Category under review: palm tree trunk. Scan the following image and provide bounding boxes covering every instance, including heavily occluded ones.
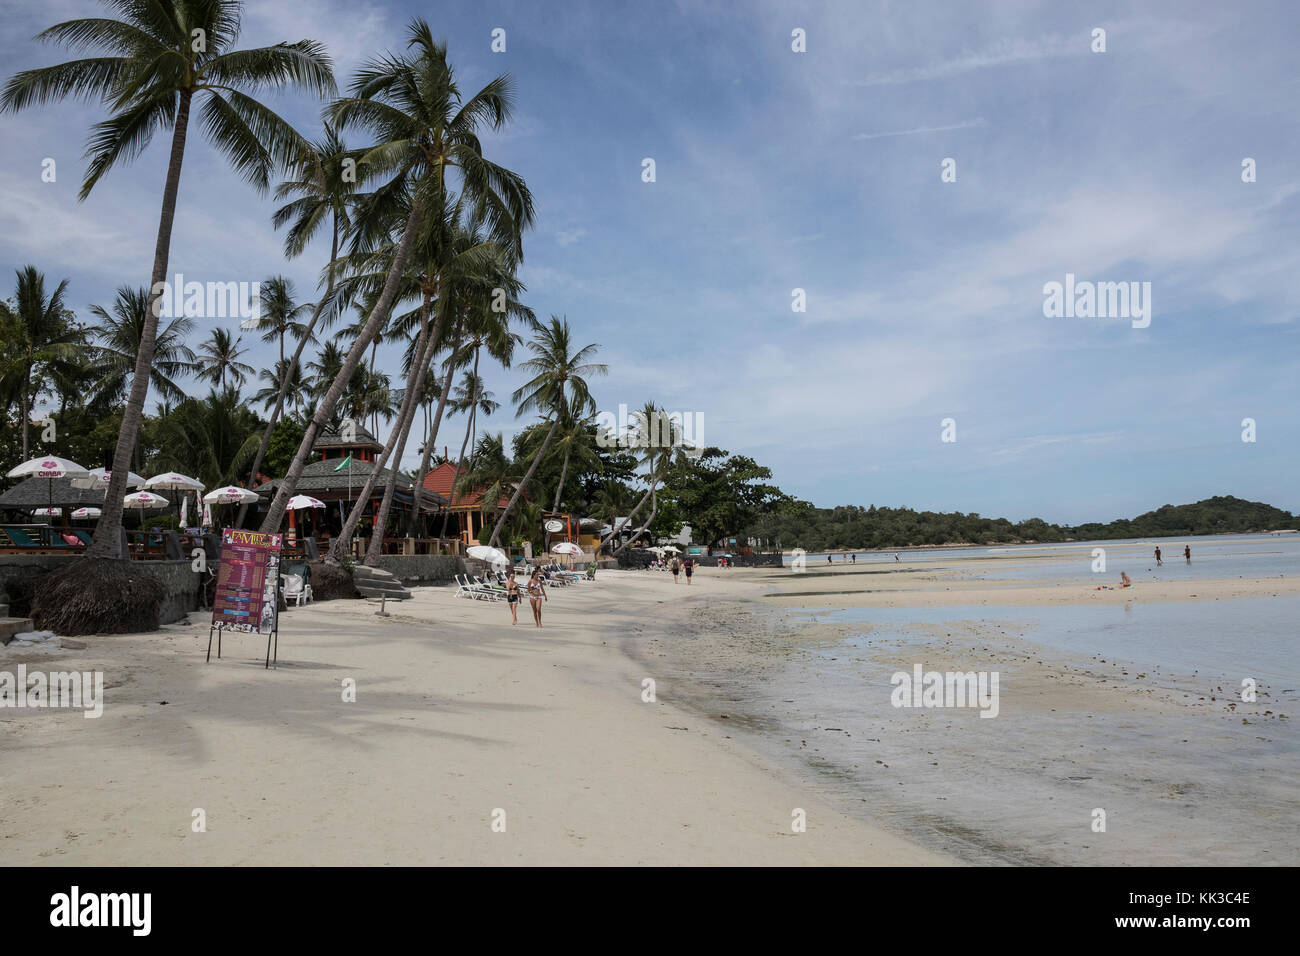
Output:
[489,417,559,548]
[405,318,463,532]
[437,346,479,539]
[603,467,657,552]
[328,295,441,563]
[88,90,192,559]
[259,197,426,535]
[552,448,571,513]
[615,479,658,555]
[20,374,30,460]
[236,214,339,525]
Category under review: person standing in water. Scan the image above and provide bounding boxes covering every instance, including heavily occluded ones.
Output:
[1184,545,1191,564]
[527,569,547,627]
[505,569,521,625]
[1155,546,1162,566]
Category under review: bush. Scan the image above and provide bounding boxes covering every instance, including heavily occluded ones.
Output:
[30,559,165,635]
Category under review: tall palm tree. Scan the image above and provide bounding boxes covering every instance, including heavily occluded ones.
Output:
[3,0,335,559]
[260,19,535,535]
[548,405,601,513]
[608,402,679,554]
[438,369,499,537]
[150,386,261,489]
[488,316,606,547]
[236,125,359,521]
[0,266,84,459]
[86,285,196,412]
[195,327,254,389]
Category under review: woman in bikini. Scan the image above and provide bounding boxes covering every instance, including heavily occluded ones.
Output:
[505,569,521,624]
[527,569,548,627]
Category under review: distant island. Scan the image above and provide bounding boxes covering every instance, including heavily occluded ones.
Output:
[749,496,1297,551]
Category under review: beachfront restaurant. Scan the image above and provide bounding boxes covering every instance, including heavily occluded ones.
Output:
[256,424,447,556]
[419,460,513,545]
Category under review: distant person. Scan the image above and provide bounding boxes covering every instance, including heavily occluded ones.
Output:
[895,553,900,562]
[505,569,520,625]
[1120,571,1132,588]
[1154,546,1162,566]
[670,556,680,583]
[684,558,694,585]
[851,553,856,564]
[1184,545,1191,564]
[828,554,833,564]
[526,569,547,627]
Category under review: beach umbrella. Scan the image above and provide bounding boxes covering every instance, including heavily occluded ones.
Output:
[180,494,189,527]
[467,545,508,567]
[6,455,91,515]
[551,541,582,555]
[30,507,61,516]
[144,472,205,491]
[662,545,680,552]
[203,485,260,505]
[285,494,325,545]
[124,491,168,509]
[71,507,102,519]
[71,467,145,490]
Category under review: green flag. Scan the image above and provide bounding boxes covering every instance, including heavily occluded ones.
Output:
[332,454,353,473]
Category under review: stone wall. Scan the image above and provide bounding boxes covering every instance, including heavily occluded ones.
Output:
[368,554,465,585]
[0,555,199,625]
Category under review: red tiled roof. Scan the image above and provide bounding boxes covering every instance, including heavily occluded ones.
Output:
[421,461,511,510]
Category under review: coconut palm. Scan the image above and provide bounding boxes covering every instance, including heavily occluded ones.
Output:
[547,405,602,513]
[260,19,535,535]
[2,0,335,559]
[609,402,680,555]
[86,285,196,412]
[0,266,85,459]
[437,369,499,537]
[254,276,314,367]
[488,316,606,547]
[252,358,309,416]
[236,126,360,520]
[455,431,515,540]
[150,386,261,489]
[195,327,254,390]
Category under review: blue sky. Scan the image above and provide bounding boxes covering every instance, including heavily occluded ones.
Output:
[2,0,1297,524]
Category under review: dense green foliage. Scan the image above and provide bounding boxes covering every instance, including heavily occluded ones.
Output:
[746,495,1297,551]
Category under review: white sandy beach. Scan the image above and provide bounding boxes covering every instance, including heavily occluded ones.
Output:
[0,568,953,866]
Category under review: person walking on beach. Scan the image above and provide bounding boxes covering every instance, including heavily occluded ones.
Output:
[1155,546,1162,566]
[851,553,855,564]
[828,554,833,564]
[684,558,694,585]
[505,569,521,625]
[670,556,680,583]
[895,553,900,562]
[526,569,547,627]
[1184,545,1191,564]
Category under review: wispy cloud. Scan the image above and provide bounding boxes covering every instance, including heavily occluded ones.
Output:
[852,119,987,141]
[848,35,1083,87]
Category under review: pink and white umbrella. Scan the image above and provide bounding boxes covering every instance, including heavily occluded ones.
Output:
[6,455,90,513]
[71,467,145,490]
[550,541,582,556]
[144,472,205,492]
[123,491,168,509]
[287,494,325,510]
[72,507,102,519]
[30,507,61,516]
[203,485,260,505]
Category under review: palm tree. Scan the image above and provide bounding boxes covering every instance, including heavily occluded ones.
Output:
[548,405,601,513]
[455,432,515,541]
[260,19,535,535]
[438,369,499,537]
[0,266,84,459]
[86,285,196,412]
[3,0,335,559]
[488,316,606,547]
[236,126,359,521]
[608,402,679,555]
[252,358,309,417]
[150,386,261,489]
[195,327,254,390]
[254,276,313,367]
